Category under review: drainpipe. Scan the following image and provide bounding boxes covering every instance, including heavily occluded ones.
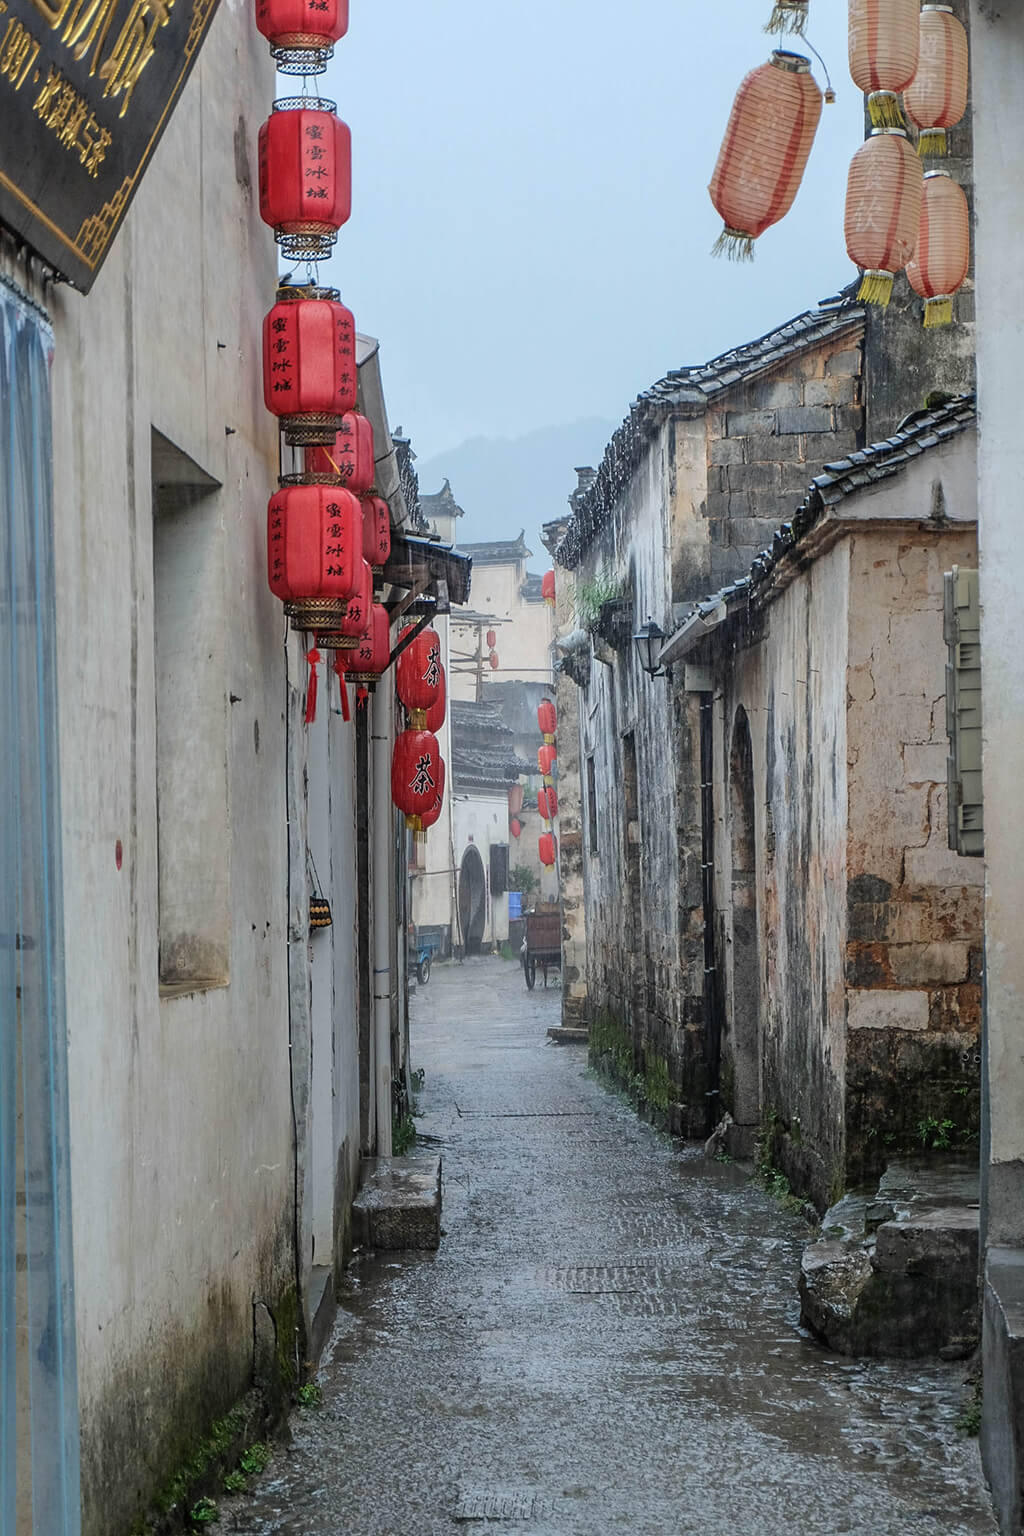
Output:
[372,683,394,1156]
[699,691,723,1137]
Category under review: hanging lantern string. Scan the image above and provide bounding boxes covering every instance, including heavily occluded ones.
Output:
[321,449,342,476]
[799,30,835,103]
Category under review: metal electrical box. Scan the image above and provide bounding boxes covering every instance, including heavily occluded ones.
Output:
[944,565,983,857]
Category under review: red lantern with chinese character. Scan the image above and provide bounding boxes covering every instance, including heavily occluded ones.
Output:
[489,651,499,671]
[537,698,556,743]
[316,559,371,649]
[392,728,442,831]
[538,744,556,778]
[845,129,923,306]
[335,601,390,681]
[849,0,920,128]
[267,483,361,631]
[709,51,823,260]
[906,171,970,328]
[397,626,443,725]
[418,758,446,833]
[486,628,497,649]
[508,783,524,816]
[545,786,559,819]
[263,285,357,445]
[255,0,348,74]
[259,99,351,259]
[425,663,447,735]
[904,5,969,158]
[542,570,556,607]
[510,817,522,839]
[361,495,391,572]
[539,832,558,869]
[305,411,375,492]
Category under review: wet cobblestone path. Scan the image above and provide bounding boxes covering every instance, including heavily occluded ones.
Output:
[227,957,996,1535]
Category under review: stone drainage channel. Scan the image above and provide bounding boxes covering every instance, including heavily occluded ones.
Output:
[226,957,996,1536]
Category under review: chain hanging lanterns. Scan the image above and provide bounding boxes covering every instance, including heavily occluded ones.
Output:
[538,787,550,823]
[305,411,375,491]
[764,0,808,34]
[537,698,556,744]
[906,170,970,327]
[256,0,347,74]
[709,50,823,261]
[259,97,351,260]
[538,744,556,780]
[267,483,362,632]
[539,832,558,869]
[360,494,392,574]
[392,728,442,831]
[335,601,391,683]
[844,127,923,305]
[848,0,920,128]
[315,558,372,650]
[263,285,357,446]
[397,626,443,726]
[541,571,555,608]
[544,786,558,820]
[904,5,969,158]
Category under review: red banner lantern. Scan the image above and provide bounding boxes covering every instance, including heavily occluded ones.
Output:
[904,5,969,158]
[510,817,522,839]
[267,483,361,631]
[361,495,392,572]
[906,171,970,328]
[542,570,556,607]
[709,50,823,260]
[305,411,375,492]
[539,832,558,869]
[538,744,556,778]
[315,559,372,649]
[425,663,447,735]
[848,0,920,127]
[392,728,441,830]
[263,285,357,445]
[489,650,499,671]
[844,129,923,306]
[397,626,443,725]
[537,698,556,743]
[335,601,390,681]
[255,0,348,72]
[259,98,351,260]
[419,758,446,833]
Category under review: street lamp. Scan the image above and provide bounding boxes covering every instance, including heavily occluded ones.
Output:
[633,617,666,678]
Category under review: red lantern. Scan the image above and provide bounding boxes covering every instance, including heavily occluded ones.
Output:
[709,51,823,260]
[508,783,524,816]
[425,663,447,735]
[538,787,549,822]
[316,559,372,650]
[361,495,392,572]
[844,129,923,306]
[259,98,351,259]
[267,483,361,631]
[255,0,347,73]
[904,5,969,159]
[489,650,499,671]
[538,744,556,778]
[539,832,558,869]
[545,786,559,820]
[906,171,970,328]
[336,602,390,681]
[397,626,443,725]
[510,817,522,839]
[392,728,442,831]
[849,0,920,128]
[418,758,446,834]
[486,628,497,649]
[542,570,556,607]
[306,412,375,493]
[537,698,557,743]
[263,285,357,445]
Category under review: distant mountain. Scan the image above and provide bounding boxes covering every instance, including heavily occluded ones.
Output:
[415,417,616,570]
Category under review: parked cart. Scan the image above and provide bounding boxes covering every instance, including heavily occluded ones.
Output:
[521,904,561,990]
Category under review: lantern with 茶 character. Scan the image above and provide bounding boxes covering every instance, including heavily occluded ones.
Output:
[255,0,348,73]
[263,285,357,445]
[844,128,923,306]
[709,50,823,261]
[541,570,555,607]
[425,664,447,735]
[906,170,970,328]
[418,758,446,834]
[392,728,441,831]
[397,626,443,725]
[538,744,556,779]
[305,411,375,492]
[360,495,391,573]
[537,698,556,743]
[335,601,390,681]
[267,483,361,632]
[315,559,371,649]
[904,5,969,158]
[259,99,351,259]
[848,0,920,127]
[539,832,558,869]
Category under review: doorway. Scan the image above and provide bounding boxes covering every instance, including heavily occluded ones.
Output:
[458,846,487,955]
[728,707,761,1144]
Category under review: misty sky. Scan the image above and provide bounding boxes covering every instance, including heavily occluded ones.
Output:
[318,3,863,463]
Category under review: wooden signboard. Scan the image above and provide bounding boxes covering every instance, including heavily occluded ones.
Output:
[0,0,220,291]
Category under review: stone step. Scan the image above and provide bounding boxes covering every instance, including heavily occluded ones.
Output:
[547,1026,589,1045]
[353,1152,442,1251]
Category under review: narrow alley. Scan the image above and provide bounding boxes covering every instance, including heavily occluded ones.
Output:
[226,958,996,1536]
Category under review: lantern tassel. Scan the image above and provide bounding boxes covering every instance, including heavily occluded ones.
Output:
[917,128,948,158]
[711,227,756,263]
[333,655,351,721]
[923,295,954,329]
[868,91,905,129]
[763,1,807,34]
[356,686,370,710]
[304,648,321,725]
[857,269,895,307]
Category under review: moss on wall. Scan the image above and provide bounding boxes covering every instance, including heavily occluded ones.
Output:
[845,1030,981,1185]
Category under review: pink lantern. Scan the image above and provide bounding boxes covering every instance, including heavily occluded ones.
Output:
[906,171,970,328]
[844,129,923,306]
[904,5,969,158]
[848,0,920,128]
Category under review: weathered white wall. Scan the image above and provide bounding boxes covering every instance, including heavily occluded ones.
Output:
[452,795,510,946]
[449,561,552,701]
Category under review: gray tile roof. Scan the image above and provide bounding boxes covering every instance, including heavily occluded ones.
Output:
[450,700,532,790]
[555,291,865,570]
[457,531,533,565]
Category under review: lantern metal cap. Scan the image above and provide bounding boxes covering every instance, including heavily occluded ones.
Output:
[275,281,341,303]
[870,127,910,139]
[923,168,953,180]
[272,94,337,114]
[769,49,812,73]
[921,4,954,11]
